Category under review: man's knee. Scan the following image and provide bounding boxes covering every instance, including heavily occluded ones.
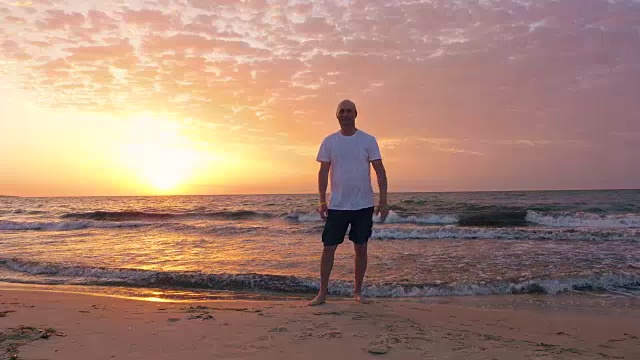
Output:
[323,244,339,255]
[354,243,367,257]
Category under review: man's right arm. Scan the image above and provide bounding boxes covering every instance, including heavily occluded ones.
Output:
[318,162,330,203]
[318,161,330,219]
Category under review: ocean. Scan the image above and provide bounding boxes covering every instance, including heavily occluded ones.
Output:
[1,190,639,300]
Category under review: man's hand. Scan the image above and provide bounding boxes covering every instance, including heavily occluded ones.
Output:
[371,159,388,223]
[318,203,328,221]
[376,201,389,223]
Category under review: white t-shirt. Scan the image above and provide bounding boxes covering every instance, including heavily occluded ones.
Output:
[316,130,382,210]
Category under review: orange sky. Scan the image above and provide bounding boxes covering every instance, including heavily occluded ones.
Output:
[1,0,639,196]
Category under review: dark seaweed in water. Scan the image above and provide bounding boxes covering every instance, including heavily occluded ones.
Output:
[61,211,175,221]
[459,211,529,227]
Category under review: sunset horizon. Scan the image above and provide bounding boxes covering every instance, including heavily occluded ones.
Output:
[1,186,639,198]
[1,1,639,354]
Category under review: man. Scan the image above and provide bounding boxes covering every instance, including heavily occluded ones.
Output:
[309,99,389,306]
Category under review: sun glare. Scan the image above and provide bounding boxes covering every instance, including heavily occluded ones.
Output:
[138,145,201,192]
[120,114,204,194]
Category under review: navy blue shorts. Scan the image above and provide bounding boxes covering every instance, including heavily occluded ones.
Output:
[322,207,374,246]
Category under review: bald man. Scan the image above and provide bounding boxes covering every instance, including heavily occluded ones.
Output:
[310,99,389,306]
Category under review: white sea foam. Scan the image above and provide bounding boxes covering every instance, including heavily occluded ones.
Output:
[0,259,637,298]
[0,220,150,231]
[526,211,640,228]
[371,225,640,241]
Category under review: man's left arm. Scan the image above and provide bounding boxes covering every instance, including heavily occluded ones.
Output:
[371,159,389,222]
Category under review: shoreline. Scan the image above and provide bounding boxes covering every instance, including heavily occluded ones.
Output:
[1,284,639,359]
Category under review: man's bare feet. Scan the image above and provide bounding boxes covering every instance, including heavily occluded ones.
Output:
[354,293,370,304]
[308,293,327,306]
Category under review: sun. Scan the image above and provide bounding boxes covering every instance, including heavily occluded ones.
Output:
[138,145,201,192]
[120,114,204,194]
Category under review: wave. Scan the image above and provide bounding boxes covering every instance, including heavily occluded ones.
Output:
[286,211,459,225]
[0,220,151,231]
[61,210,269,221]
[6,209,48,215]
[371,226,640,241]
[284,212,323,222]
[289,210,640,229]
[378,212,459,224]
[8,208,640,233]
[526,211,640,228]
[0,258,638,297]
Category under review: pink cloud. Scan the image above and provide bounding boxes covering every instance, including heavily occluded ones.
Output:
[35,58,72,76]
[142,33,269,58]
[4,15,27,24]
[218,40,271,58]
[183,18,239,37]
[187,0,238,11]
[1,39,31,60]
[143,33,216,53]
[31,0,66,5]
[0,0,637,168]
[293,17,336,35]
[290,3,313,15]
[1,40,20,52]
[87,10,118,33]
[37,10,84,30]
[121,9,180,31]
[26,39,49,47]
[65,39,135,62]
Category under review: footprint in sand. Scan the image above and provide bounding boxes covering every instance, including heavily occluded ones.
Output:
[296,331,314,340]
[366,345,389,354]
[312,310,344,316]
[268,326,288,333]
[320,330,342,339]
[0,310,15,317]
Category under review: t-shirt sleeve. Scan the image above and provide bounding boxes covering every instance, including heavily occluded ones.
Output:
[368,137,382,161]
[316,138,331,162]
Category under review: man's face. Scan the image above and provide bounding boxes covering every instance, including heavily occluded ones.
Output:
[336,103,357,127]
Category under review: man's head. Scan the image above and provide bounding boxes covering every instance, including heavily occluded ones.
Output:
[336,99,357,128]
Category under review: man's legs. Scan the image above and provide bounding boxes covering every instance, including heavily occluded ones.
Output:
[310,209,349,306]
[309,244,338,306]
[349,207,374,303]
[354,243,368,303]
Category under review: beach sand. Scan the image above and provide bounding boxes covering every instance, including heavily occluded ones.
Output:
[1,285,639,359]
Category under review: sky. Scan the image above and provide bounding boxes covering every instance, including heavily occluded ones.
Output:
[0,0,639,196]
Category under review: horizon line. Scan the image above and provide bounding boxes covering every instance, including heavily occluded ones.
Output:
[2,187,638,198]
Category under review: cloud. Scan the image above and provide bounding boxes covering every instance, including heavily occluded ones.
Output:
[87,10,119,33]
[434,147,484,156]
[187,0,237,11]
[609,131,640,140]
[0,0,637,148]
[1,39,30,60]
[11,1,32,8]
[65,40,136,63]
[293,17,336,35]
[142,33,216,54]
[36,10,84,30]
[121,8,180,31]
[4,15,26,24]
[490,140,554,147]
